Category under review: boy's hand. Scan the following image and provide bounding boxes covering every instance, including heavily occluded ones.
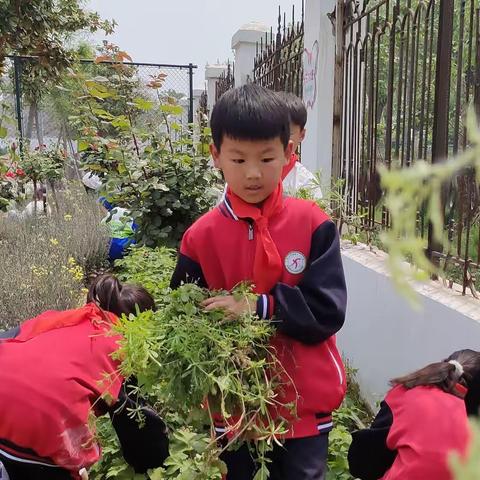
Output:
[202,295,256,319]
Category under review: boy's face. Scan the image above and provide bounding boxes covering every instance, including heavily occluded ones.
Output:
[211,135,293,204]
[290,124,306,153]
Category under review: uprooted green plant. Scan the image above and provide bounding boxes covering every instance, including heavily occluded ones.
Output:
[113,282,288,479]
[91,246,290,479]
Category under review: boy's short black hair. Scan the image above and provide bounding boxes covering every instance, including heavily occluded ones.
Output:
[210,84,290,151]
[276,91,308,130]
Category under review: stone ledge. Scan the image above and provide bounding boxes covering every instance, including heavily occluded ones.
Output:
[341,241,480,322]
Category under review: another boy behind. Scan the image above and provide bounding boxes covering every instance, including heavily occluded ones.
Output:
[278,91,323,199]
[171,84,347,480]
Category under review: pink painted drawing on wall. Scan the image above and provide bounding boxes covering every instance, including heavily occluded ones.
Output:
[303,40,319,109]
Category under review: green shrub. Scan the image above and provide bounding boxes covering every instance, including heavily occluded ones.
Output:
[69,51,221,248]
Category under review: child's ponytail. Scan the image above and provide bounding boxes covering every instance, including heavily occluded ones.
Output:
[391,349,480,399]
[87,274,155,317]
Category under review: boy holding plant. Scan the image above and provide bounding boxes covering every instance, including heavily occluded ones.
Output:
[171,84,347,480]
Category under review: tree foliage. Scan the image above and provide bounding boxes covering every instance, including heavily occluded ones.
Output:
[70,50,220,247]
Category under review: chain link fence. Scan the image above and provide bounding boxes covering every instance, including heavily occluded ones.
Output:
[0,56,196,152]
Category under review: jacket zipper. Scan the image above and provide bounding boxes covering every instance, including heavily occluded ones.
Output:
[248,221,254,240]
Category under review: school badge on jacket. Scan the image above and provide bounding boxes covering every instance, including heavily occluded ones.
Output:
[285,251,307,274]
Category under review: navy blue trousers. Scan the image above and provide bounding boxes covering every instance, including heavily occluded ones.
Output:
[221,433,329,480]
[0,454,71,480]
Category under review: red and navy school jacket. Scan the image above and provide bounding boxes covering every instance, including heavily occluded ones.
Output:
[0,305,168,479]
[170,196,347,438]
[348,384,471,480]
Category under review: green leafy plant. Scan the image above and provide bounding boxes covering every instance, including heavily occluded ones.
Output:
[326,364,372,480]
[19,146,66,182]
[104,246,289,478]
[90,415,142,480]
[115,245,176,300]
[152,429,225,480]
[114,284,287,463]
[68,49,220,248]
[450,420,480,480]
[295,173,372,245]
[326,424,354,480]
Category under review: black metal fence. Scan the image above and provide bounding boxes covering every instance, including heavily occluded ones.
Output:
[215,62,235,101]
[2,56,196,149]
[253,2,305,98]
[333,0,480,295]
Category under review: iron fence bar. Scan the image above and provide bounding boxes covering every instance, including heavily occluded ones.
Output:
[344,0,389,28]
[384,4,396,170]
[417,1,432,160]
[463,0,475,152]
[332,0,345,182]
[423,1,436,161]
[407,9,421,166]
[400,14,411,167]
[5,55,197,70]
[253,2,304,99]
[452,0,467,156]
[427,0,454,263]
[474,6,480,120]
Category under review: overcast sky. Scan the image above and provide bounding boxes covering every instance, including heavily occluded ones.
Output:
[87,0,302,89]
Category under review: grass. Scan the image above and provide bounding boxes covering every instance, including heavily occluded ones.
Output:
[0,182,109,329]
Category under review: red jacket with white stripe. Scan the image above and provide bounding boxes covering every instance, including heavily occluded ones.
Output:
[0,304,168,478]
[348,384,471,480]
[170,195,347,438]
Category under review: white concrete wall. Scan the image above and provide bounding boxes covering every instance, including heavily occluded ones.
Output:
[302,0,336,178]
[192,88,204,116]
[339,244,480,408]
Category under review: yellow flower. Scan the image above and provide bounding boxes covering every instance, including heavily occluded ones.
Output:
[50,238,59,246]
[31,265,48,277]
[64,214,73,221]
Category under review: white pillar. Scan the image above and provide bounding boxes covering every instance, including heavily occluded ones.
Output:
[231,22,269,87]
[205,64,227,116]
[192,88,204,117]
[301,0,336,181]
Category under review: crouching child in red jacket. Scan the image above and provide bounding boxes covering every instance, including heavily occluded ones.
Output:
[348,349,480,480]
[0,274,169,480]
[170,84,347,480]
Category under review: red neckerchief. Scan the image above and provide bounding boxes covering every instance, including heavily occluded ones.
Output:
[226,153,297,294]
[282,152,298,178]
[13,303,117,342]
